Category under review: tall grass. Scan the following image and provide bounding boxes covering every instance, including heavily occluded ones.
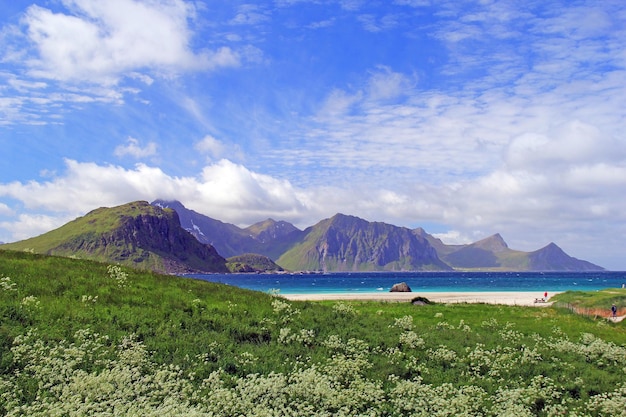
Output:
[552,289,626,318]
[1,250,625,416]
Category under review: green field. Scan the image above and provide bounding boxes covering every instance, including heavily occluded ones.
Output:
[1,249,625,416]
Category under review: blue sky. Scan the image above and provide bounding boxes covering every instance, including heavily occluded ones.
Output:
[1,0,626,270]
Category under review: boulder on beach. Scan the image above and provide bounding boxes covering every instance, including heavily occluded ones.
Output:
[390,282,412,292]
[411,296,432,305]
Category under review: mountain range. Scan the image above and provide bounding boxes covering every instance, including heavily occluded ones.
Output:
[0,200,605,273]
[155,200,603,272]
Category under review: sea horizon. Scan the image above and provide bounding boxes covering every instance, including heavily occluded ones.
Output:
[187,270,626,295]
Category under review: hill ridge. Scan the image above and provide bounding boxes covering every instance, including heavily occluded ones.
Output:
[1,201,228,274]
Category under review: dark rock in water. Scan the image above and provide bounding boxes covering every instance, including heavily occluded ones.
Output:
[390,282,412,292]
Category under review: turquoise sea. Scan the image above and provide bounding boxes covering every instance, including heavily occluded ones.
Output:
[187,271,626,295]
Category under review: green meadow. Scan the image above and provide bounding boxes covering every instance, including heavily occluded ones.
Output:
[1,249,625,416]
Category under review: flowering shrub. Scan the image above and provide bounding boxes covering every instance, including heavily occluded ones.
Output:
[491,375,563,416]
[323,334,344,350]
[278,327,315,346]
[544,332,626,368]
[2,316,626,416]
[272,298,300,324]
[464,343,518,379]
[106,264,128,288]
[585,383,626,416]
[4,329,200,416]
[236,351,259,367]
[428,346,458,368]
[399,330,425,349]
[332,301,357,315]
[435,320,455,330]
[82,294,98,304]
[20,295,40,309]
[390,378,488,416]
[0,276,17,292]
[391,315,414,331]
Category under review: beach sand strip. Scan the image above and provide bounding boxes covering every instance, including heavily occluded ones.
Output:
[282,291,561,307]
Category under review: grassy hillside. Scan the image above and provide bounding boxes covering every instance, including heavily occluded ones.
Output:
[1,250,626,416]
[1,201,227,274]
[551,288,626,318]
[0,204,135,253]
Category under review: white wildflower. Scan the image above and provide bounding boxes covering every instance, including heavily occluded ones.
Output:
[0,276,17,292]
[107,264,129,288]
[20,295,40,309]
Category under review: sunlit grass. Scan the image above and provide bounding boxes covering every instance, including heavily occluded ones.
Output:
[552,288,626,314]
[1,249,626,416]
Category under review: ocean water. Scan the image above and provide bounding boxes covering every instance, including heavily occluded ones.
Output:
[186,271,626,295]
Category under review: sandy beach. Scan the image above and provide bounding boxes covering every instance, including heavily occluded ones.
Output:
[282,291,561,306]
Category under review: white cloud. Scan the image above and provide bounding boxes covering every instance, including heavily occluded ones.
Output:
[114,137,157,159]
[195,160,307,214]
[0,213,73,242]
[393,0,430,7]
[0,159,312,235]
[0,202,13,216]
[308,18,336,29]
[194,135,226,158]
[317,89,362,118]
[20,0,239,84]
[432,230,472,246]
[357,14,400,32]
[262,27,626,268]
[366,66,413,101]
[230,4,270,25]
[0,0,242,125]
[340,0,364,11]
[193,135,246,163]
[505,121,623,170]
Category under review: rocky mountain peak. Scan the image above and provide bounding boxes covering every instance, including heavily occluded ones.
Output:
[277,213,451,272]
[245,218,300,242]
[528,242,602,271]
[472,233,509,253]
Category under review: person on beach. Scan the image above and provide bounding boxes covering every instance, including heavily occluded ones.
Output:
[544,291,548,301]
[611,304,617,318]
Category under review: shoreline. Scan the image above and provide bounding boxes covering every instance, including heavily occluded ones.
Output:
[282,291,562,306]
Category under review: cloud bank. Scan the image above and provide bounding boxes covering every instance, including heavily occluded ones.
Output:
[1,154,625,269]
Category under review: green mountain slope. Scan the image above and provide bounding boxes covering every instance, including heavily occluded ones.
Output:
[277,214,451,272]
[1,201,228,274]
